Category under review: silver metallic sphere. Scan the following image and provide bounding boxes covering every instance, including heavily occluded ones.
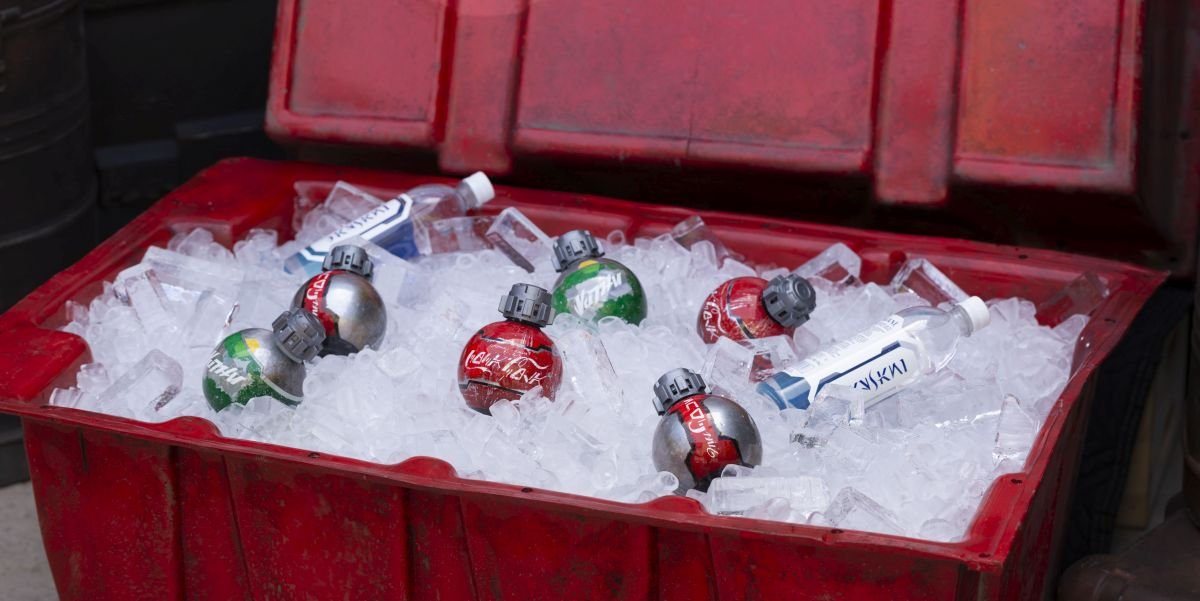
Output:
[651,369,763,493]
[292,270,387,356]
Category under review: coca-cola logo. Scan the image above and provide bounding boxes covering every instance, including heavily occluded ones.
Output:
[699,297,730,340]
[700,280,738,340]
[463,349,551,386]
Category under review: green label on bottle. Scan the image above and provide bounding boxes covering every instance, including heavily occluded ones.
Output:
[552,259,647,324]
[203,333,300,412]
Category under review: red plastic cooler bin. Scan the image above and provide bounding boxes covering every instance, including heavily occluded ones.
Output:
[0,0,1188,598]
[0,159,1165,600]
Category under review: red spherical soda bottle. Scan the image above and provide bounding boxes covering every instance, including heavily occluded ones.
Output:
[697,274,816,343]
[458,283,563,414]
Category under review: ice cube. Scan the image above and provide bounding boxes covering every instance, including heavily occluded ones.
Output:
[826,487,904,536]
[410,291,471,344]
[113,266,180,341]
[490,399,521,433]
[1052,314,1089,344]
[100,350,183,417]
[336,236,425,307]
[793,243,861,288]
[809,283,895,342]
[233,229,279,270]
[169,228,234,263]
[224,396,294,440]
[375,345,422,381]
[720,464,756,478]
[184,290,236,349]
[57,212,1089,539]
[1037,272,1109,327]
[895,378,1002,429]
[670,215,736,266]
[998,326,1069,410]
[76,363,111,393]
[142,246,244,296]
[486,208,555,273]
[745,497,792,521]
[610,472,680,503]
[296,207,347,245]
[49,387,81,408]
[889,258,968,306]
[993,395,1037,464]
[550,323,624,410]
[745,336,799,382]
[420,216,494,255]
[708,476,830,518]
[229,278,295,333]
[701,336,755,393]
[792,326,821,358]
[324,181,384,220]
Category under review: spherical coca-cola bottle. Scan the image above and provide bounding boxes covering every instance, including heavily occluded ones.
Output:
[458,283,563,414]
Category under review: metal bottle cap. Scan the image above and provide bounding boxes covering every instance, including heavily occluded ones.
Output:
[271,308,327,362]
[652,367,709,415]
[499,283,554,327]
[552,229,604,272]
[762,274,817,328]
[322,244,374,280]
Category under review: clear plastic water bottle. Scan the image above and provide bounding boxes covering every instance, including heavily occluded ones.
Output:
[757,297,991,410]
[285,172,495,276]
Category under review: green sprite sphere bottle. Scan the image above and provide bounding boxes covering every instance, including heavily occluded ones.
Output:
[202,308,326,412]
[550,229,647,325]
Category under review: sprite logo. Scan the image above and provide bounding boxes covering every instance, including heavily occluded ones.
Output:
[566,270,626,315]
[206,353,248,386]
[553,259,647,324]
[203,334,299,412]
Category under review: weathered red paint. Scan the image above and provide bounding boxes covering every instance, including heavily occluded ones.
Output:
[265,0,1200,276]
[0,159,1164,600]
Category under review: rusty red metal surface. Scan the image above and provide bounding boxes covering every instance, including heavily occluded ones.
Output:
[0,159,1163,600]
[266,0,1200,276]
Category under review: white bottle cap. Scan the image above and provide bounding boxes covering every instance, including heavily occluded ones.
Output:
[462,172,495,207]
[957,296,991,334]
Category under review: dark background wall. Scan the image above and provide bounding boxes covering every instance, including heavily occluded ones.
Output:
[85,0,282,237]
[0,0,280,486]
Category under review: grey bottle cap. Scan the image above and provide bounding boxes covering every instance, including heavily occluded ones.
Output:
[271,308,327,362]
[552,229,604,272]
[762,274,816,328]
[652,368,709,415]
[323,244,374,280]
[499,283,554,327]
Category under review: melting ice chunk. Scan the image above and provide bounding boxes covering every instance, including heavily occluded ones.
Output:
[793,243,862,288]
[889,257,969,306]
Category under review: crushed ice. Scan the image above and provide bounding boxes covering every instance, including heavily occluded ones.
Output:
[49,198,1089,543]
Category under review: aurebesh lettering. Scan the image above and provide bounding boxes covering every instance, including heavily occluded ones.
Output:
[853,357,908,392]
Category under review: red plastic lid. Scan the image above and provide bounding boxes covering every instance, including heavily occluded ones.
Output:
[267,0,1141,207]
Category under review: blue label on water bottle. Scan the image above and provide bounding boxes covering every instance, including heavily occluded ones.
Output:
[758,314,921,410]
[285,194,415,276]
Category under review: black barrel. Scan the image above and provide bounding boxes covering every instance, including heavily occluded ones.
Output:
[1187,253,1200,526]
[0,0,96,312]
[1,0,95,485]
